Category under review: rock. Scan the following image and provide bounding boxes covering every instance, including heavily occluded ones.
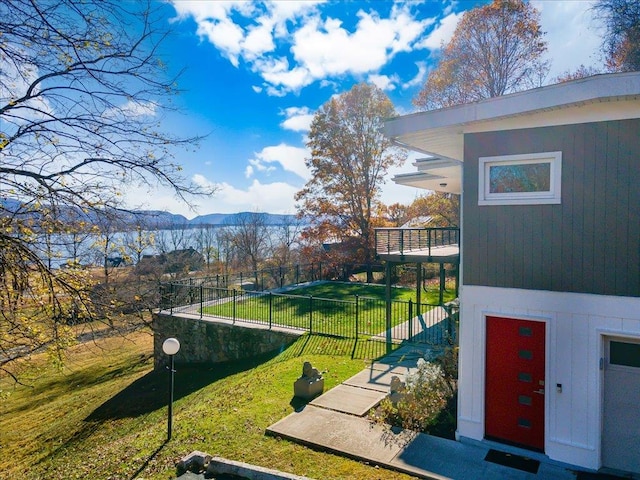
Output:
[176,450,212,475]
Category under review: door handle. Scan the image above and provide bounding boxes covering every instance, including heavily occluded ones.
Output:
[534,389,545,395]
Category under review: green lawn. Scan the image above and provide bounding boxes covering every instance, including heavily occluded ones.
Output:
[282,280,454,302]
[0,329,416,480]
[201,281,456,338]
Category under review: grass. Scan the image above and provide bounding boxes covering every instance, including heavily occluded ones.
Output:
[283,280,456,303]
[0,329,417,480]
[200,281,457,338]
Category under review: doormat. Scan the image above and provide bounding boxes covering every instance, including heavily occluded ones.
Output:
[484,449,540,474]
[575,472,632,479]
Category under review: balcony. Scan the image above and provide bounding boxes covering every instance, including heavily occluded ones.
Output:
[375,227,460,263]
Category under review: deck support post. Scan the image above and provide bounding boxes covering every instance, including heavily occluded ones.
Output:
[385,261,392,353]
[439,263,446,305]
[416,262,422,315]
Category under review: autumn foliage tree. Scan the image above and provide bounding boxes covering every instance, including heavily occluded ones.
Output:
[296,83,407,282]
[0,0,208,377]
[405,193,460,227]
[414,0,548,110]
[593,0,640,72]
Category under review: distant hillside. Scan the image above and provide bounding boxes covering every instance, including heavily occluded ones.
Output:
[0,198,298,228]
[190,212,298,226]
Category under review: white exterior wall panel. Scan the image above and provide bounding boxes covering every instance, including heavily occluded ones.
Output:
[458,285,640,470]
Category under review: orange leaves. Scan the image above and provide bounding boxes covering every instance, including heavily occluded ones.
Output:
[414,0,548,110]
[297,83,407,264]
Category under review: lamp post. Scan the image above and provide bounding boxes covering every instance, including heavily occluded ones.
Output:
[162,337,180,441]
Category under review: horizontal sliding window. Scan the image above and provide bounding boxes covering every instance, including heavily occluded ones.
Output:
[479,151,562,205]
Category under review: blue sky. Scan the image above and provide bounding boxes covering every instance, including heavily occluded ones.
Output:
[127,0,603,218]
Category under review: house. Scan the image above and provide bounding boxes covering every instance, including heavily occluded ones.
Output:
[380,72,640,475]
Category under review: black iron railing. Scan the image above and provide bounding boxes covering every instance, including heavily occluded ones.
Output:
[158,283,458,346]
[375,227,459,257]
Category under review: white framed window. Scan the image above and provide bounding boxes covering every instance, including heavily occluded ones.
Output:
[478,151,562,206]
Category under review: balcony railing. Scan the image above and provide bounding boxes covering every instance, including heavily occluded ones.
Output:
[375,227,460,258]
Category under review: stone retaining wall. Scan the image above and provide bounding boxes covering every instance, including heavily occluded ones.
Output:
[153,313,303,369]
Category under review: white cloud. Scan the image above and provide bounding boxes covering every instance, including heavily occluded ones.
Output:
[212,179,301,214]
[290,10,425,82]
[127,174,300,215]
[192,173,217,191]
[124,154,416,216]
[242,18,276,61]
[195,18,245,67]
[532,0,602,78]
[121,181,203,217]
[101,100,157,124]
[417,10,462,50]
[402,61,428,89]
[368,73,398,91]
[117,100,157,118]
[0,58,54,123]
[251,143,310,180]
[171,1,429,95]
[280,106,314,132]
[255,57,313,92]
[248,157,276,175]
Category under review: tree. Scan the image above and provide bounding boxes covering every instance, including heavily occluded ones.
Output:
[194,224,218,272]
[0,0,209,378]
[227,212,272,283]
[414,0,548,110]
[269,214,304,268]
[554,64,603,83]
[296,83,407,282]
[593,0,640,72]
[406,193,460,227]
[121,219,155,269]
[380,203,411,227]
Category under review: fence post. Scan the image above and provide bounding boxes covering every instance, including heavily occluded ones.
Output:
[309,295,313,334]
[408,299,413,340]
[200,285,203,319]
[233,288,236,324]
[355,295,359,339]
[269,292,273,329]
[170,283,174,315]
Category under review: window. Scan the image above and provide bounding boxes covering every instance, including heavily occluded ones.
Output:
[610,341,640,368]
[478,152,562,205]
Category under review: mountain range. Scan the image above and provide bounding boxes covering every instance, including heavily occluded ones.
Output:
[0,198,299,228]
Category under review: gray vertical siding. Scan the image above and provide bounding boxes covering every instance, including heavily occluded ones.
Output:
[463,118,640,297]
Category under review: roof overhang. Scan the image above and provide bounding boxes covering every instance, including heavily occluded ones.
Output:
[385,72,640,193]
[393,157,462,194]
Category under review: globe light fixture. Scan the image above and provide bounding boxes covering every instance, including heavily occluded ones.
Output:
[162,337,180,441]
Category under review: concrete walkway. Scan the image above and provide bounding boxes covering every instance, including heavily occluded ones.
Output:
[266,344,580,480]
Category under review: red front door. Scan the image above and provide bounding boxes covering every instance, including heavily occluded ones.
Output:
[485,316,545,451]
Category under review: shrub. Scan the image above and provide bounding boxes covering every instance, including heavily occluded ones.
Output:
[371,348,458,435]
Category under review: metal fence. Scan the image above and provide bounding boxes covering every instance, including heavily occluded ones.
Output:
[167,262,387,292]
[159,282,459,346]
[375,227,460,256]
